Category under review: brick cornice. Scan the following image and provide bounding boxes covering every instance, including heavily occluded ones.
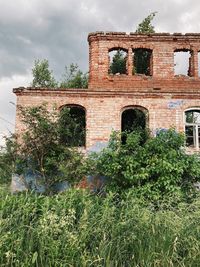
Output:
[13,87,200,99]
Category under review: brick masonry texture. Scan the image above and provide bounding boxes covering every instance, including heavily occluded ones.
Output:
[13,32,200,151]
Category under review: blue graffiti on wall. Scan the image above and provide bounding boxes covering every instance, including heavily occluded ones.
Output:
[168,100,184,109]
[88,141,108,153]
[11,170,70,193]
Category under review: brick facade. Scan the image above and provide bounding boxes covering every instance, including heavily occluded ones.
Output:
[13,32,200,152]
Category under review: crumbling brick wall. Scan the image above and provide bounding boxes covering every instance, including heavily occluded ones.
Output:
[88,32,200,90]
[14,32,200,151]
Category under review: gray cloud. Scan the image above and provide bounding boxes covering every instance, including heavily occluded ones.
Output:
[1,0,200,79]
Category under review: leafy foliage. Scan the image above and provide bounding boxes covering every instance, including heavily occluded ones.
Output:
[31,60,88,89]
[59,106,86,147]
[133,12,156,76]
[0,135,21,184]
[2,105,86,193]
[108,13,157,76]
[109,50,127,75]
[136,12,157,34]
[89,129,200,199]
[31,59,57,88]
[60,63,88,88]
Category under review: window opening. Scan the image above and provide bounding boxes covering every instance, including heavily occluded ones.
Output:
[59,105,86,147]
[174,49,191,76]
[185,109,200,149]
[133,48,152,76]
[109,49,128,75]
[121,108,146,143]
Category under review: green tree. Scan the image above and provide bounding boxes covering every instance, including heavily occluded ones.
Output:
[136,12,156,34]
[31,59,57,88]
[108,13,157,76]
[0,134,18,184]
[133,12,157,75]
[109,50,127,75]
[3,105,86,193]
[60,63,88,88]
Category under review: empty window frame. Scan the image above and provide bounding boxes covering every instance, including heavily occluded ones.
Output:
[132,48,153,76]
[121,107,147,143]
[174,49,192,76]
[185,109,200,149]
[109,48,128,75]
[59,105,86,147]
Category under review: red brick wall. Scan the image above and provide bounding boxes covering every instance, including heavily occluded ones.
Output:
[88,32,200,91]
[13,32,200,151]
[13,88,200,150]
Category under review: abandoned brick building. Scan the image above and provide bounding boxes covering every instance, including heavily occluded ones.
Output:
[14,32,200,152]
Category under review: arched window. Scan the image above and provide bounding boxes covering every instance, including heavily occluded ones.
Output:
[59,105,86,147]
[109,48,128,75]
[121,107,147,143]
[122,108,146,132]
[185,109,200,149]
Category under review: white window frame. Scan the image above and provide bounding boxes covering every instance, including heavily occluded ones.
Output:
[184,108,200,150]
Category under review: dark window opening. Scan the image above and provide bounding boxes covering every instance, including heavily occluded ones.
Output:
[59,105,86,147]
[133,48,152,76]
[121,108,146,143]
[109,49,128,75]
[174,49,192,76]
[185,109,200,149]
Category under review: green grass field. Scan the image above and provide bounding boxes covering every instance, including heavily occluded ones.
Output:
[1,184,200,267]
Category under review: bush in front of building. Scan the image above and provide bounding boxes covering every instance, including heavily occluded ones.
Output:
[89,129,200,200]
[0,105,86,193]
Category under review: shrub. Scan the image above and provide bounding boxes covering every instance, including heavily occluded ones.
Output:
[2,105,86,193]
[89,129,200,200]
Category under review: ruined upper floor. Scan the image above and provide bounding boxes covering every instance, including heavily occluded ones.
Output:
[88,32,200,92]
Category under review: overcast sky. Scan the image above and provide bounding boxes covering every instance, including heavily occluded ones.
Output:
[0,0,200,145]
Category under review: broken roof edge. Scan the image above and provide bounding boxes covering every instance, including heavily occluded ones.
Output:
[88,31,200,41]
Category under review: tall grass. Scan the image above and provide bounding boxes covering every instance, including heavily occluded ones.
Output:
[1,187,200,266]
